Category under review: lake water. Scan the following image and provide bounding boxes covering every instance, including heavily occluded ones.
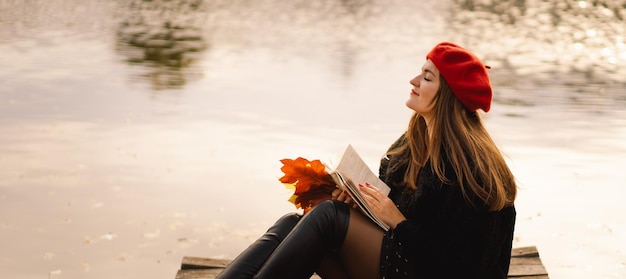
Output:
[1,0,625,278]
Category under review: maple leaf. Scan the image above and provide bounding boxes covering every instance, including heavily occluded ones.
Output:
[278,157,336,212]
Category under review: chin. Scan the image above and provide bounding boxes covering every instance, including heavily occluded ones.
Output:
[405,100,417,111]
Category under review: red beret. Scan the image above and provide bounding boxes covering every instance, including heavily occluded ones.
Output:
[426,42,492,112]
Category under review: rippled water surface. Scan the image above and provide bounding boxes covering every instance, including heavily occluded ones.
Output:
[1,0,625,278]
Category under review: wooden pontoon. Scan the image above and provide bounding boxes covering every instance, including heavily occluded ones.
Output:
[175,246,548,279]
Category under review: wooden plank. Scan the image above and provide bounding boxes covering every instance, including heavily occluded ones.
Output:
[181,257,231,270]
[177,246,548,279]
[508,246,548,277]
[510,256,542,265]
[175,269,321,279]
[511,246,539,257]
[508,264,548,277]
[175,269,222,279]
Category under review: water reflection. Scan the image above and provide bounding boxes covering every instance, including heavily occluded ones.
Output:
[195,0,384,83]
[448,0,625,79]
[1,1,625,279]
[447,0,626,110]
[115,0,209,90]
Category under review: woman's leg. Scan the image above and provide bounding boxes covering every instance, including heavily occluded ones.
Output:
[339,208,385,279]
[253,200,350,279]
[316,209,384,279]
[315,251,350,279]
[216,213,301,279]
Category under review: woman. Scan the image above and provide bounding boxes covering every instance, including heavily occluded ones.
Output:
[216,42,517,279]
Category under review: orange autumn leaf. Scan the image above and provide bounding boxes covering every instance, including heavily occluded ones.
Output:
[279,158,333,195]
[278,157,336,212]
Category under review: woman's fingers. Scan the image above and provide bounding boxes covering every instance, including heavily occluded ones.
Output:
[331,188,342,199]
[334,188,351,203]
[344,195,353,204]
[332,188,359,208]
[358,182,407,228]
[359,183,380,200]
[338,190,348,201]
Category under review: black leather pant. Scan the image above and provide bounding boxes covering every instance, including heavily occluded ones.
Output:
[216,200,351,279]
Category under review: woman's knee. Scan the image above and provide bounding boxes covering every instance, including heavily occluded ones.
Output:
[304,199,350,247]
[274,212,301,227]
[310,199,349,214]
[262,212,301,242]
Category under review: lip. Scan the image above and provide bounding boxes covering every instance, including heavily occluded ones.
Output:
[411,89,419,96]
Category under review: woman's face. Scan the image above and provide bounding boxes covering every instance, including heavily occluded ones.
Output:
[406,59,440,120]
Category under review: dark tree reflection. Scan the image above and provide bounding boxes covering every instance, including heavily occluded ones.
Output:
[115,0,209,90]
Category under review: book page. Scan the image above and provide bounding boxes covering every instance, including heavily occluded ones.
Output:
[330,145,391,231]
[331,171,390,231]
[335,145,390,195]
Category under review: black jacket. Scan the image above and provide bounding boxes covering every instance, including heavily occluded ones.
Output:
[378,135,516,279]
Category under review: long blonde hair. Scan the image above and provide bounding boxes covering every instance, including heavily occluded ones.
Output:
[390,77,516,211]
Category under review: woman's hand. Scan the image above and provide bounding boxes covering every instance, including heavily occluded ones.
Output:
[359,183,406,229]
[331,188,358,209]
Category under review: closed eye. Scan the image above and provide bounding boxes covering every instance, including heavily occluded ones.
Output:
[422,68,436,82]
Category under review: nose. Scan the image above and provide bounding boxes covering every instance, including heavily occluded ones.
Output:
[410,75,420,87]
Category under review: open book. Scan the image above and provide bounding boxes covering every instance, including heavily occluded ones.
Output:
[327,145,391,231]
